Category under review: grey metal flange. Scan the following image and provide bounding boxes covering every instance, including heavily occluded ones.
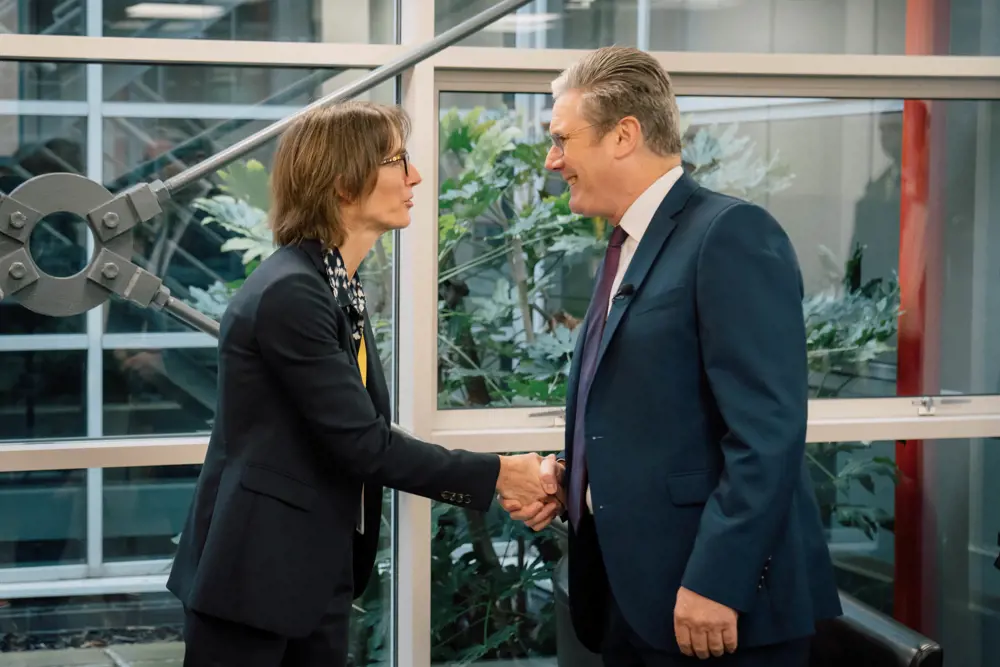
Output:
[0,173,221,337]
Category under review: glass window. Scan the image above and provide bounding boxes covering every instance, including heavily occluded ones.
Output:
[435,92,1000,407]
[817,436,1000,667]
[0,114,87,335]
[1,0,86,35]
[103,347,215,436]
[0,469,87,568]
[438,0,1000,56]
[0,350,87,441]
[438,0,638,49]
[101,0,395,44]
[0,59,86,101]
[103,65,360,106]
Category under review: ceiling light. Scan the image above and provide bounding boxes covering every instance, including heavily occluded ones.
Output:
[481,13,561,32]
[126,3,226,21]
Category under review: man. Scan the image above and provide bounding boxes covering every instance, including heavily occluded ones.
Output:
[504,47,842,665]
[167,102,549,667]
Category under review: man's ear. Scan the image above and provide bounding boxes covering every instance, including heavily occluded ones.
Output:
[614,116,642,157]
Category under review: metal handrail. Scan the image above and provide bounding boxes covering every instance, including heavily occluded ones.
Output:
[0,0,534,338]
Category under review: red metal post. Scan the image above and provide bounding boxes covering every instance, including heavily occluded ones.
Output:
[895,0,948,634]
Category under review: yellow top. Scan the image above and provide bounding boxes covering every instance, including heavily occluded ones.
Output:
[358,335,367,387]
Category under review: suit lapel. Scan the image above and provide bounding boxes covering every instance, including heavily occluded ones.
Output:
[297,239,390,417]
[595,171,699,362]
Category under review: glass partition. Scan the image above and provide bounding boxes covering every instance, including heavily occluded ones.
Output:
[435,91,1000,409]
[1,1,86,36]
[438,0,1000,56]
[101,0,395,44]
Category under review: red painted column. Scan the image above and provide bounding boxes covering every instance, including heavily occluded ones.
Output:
[894,0,948,633]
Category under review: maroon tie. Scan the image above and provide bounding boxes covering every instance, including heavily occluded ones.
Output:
[567,224,627,529]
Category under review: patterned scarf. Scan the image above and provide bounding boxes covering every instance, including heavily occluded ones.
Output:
[322,247,367,344]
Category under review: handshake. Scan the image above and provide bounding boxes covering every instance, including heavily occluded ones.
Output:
[495,453,566,531]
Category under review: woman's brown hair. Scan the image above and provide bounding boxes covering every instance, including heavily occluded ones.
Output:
[268,101,410,249]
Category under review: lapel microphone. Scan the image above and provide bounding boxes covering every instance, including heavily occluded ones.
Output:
[614,283,635,300]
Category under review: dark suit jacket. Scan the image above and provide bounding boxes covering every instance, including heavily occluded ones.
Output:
[167,238,500,638]
[562,172,843,653]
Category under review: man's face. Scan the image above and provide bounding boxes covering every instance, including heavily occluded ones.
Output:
[545,90,618,219]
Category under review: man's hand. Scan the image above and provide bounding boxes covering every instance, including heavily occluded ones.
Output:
[496,453,550,514]
[674,586,738,659]
[498,455,565,531]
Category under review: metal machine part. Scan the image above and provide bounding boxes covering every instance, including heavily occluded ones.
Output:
[0,0,533,339]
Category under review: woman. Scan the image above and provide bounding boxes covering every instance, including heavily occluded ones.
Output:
[167,101,552,667]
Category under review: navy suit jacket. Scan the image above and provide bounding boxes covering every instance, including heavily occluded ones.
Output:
[561,171,842,653]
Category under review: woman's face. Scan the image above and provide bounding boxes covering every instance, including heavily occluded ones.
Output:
[355,149,422,233]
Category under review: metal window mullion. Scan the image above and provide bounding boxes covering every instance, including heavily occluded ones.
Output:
[0,564,89,585]
[84,0,104,579]
[101,332,218,349]
[637,0,650,51]
[0,100,89,115]
[0,334,89,351]
[396,0,436,664]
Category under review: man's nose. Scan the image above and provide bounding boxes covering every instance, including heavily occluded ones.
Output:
[544,145,563,171]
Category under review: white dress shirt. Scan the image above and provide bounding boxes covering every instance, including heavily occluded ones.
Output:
[585,165,685,512]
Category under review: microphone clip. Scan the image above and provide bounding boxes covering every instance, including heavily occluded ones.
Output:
[613,283,635,301]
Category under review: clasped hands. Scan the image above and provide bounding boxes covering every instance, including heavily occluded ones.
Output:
[495,454,738,660]
[495,453,565,531]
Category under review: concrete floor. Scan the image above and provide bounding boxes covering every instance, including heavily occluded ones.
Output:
[0,642,182,667]
[0,643,558,667]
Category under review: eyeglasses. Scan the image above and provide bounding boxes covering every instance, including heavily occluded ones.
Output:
[549,124,599,155]
[380,150,409,176]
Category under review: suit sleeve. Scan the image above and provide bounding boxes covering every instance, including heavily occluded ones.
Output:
[255,271,500,511]
[681,202,809,613]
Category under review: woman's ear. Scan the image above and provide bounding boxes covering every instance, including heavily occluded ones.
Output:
[333,174,358,204]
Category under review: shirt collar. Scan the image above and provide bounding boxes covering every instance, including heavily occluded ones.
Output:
[617,165,685,243]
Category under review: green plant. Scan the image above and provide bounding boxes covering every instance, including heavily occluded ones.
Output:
[187,106,901,664]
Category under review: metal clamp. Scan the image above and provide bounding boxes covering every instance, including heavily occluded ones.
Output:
[0,173,163,319]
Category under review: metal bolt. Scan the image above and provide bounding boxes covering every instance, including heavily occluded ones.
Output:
[103,212,119,229]
[101,262,119,279]
[9,212,25,229]
[9,262,26,280]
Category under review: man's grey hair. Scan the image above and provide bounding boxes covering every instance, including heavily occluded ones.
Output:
[552,46,682,157]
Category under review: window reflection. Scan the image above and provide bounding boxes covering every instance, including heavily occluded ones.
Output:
[434,94,1000,408]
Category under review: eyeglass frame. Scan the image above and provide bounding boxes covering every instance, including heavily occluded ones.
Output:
[549,123,601,155]
[380,150,409,176]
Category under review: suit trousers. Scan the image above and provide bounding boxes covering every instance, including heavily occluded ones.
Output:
[601,583,811,667]
[181,594,352,667]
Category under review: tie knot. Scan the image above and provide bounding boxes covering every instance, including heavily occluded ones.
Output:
[609,225,627,248]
